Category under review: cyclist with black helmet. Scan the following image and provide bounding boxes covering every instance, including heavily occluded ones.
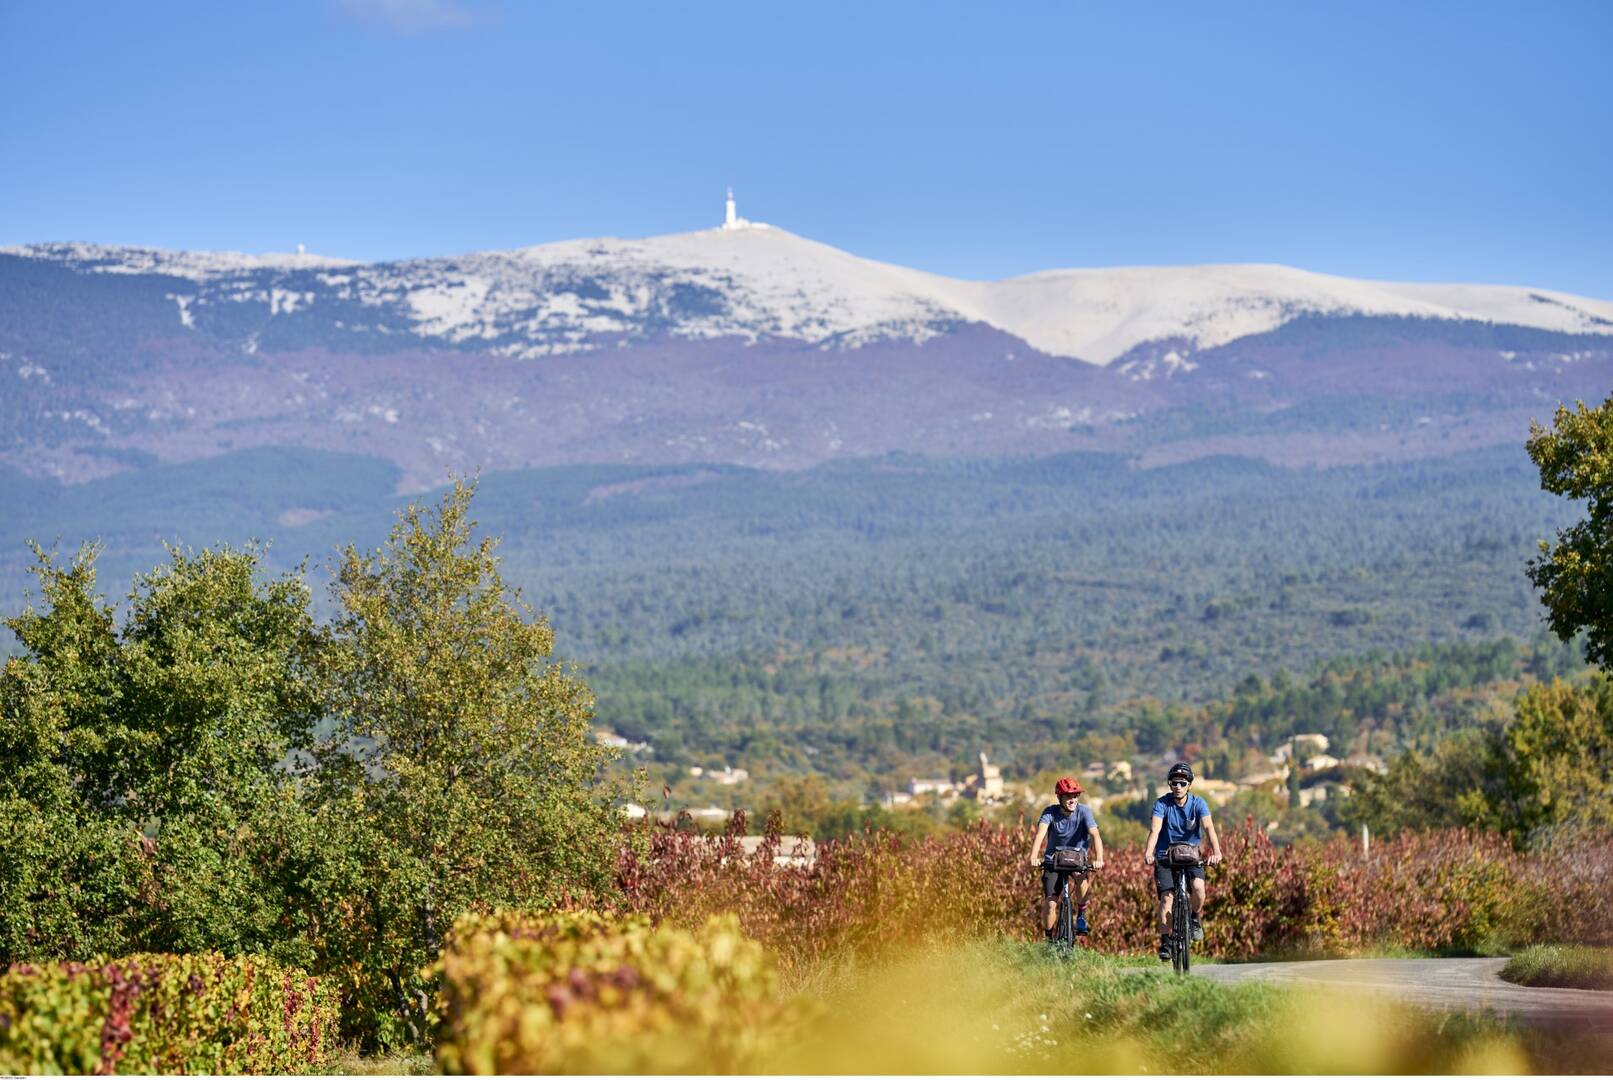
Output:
[1143,762,1223,961]
[1029,776,1104,941]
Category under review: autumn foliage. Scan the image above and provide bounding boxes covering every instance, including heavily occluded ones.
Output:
[434,909,799,1074]
[620,815,1613,968]
[0,953,338,1075]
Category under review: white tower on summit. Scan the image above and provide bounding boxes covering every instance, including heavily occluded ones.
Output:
[719,186,769,231]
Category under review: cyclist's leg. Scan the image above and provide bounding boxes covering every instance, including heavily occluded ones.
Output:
[1153,863,1173,959]
[1075,872,1091,934]
[1189,869,1206,941]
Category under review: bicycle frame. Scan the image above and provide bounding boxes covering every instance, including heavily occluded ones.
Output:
[1044,863,1091,950]
[1164,859,1203,975]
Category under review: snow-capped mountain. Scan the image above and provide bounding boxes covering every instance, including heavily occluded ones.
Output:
[9,229,1612,365]
[3,227,1612,487]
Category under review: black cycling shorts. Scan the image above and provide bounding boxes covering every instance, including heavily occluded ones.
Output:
[1042,866,1085,900]
[1154,862,1206,896]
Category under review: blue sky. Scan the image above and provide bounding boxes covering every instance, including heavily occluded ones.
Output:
[3,0,1609,296]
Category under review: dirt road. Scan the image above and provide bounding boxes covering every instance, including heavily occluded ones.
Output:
[1194,957,1613,1029]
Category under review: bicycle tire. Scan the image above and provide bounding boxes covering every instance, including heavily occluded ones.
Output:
[1058,876,1075,948]
[1172,872,1190,975]
[1174,876,1187,980]
[1180,905,1191,975]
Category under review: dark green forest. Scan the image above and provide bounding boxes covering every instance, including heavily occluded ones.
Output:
[2,442,1584,793]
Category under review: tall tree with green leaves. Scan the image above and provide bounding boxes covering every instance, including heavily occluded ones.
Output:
[305,479,622,1047]
[1355,398,1613,848]
[1528,395,1613,668]
[0,545,146,962]
[0,541,323,963]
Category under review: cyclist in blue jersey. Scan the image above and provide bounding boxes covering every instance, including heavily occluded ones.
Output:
[1143,762,1223,961]
[1028,776,1104,940]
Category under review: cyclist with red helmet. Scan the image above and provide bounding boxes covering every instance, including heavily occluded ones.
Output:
[1029,776,1104,940]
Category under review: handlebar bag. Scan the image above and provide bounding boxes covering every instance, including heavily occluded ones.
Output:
[1051,849,1087,870]
[1165,843,1200,867]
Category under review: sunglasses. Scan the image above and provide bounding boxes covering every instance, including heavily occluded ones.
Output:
[1168,780,1190,788]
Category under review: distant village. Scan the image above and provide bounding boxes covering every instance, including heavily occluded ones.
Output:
[598,725,1386,864]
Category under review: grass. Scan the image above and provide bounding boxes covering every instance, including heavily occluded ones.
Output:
[1501,944,1613,991]
[327,1047,435,1075]
[763,939,1532,1074]
[340,938,1613,1074]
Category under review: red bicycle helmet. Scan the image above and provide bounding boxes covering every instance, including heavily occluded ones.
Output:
[1054,776,1083,797]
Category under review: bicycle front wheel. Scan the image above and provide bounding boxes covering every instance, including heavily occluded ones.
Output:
[1058,879,1074,947]
[1173,875,1190,975]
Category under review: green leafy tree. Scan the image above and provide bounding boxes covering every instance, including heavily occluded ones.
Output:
[1492,676,1613,844]
[0,546,146,961]
[116,544,324,959]
[1352,677,1613,848]
[305,480,622,1047]
[1528,396,1613,667]
[1347,728,1500,836]
[0,541,321,963]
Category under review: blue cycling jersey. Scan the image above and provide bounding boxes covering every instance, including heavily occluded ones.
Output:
[1038,802,1098,859]
[1152,793,1211,856]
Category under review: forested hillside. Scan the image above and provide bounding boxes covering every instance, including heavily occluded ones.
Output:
[3,442,1582,794]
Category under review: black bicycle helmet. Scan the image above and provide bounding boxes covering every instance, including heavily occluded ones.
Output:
[1166,761,1194,782]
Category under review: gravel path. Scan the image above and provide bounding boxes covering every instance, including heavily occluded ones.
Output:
[1194,957,1613,1029]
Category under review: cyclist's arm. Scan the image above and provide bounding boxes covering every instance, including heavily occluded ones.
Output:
[1089,826,1104,869]
[1202,815,1223,864]
[1029,821,1050,868]
[1143,813,1163,864]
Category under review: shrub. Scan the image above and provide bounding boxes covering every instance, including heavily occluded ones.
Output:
[433,909,798,1074]
[623,818,1613,964]
[618,815,1030,973]
[1501,944,1613,990]
[0,952,338,1074]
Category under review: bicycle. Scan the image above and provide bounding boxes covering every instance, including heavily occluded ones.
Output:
[1159,853,1205,975]
[1044,856,1094,950]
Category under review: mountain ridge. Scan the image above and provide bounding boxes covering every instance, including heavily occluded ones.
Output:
[4,230,1613,489]
[8,230,1612,365]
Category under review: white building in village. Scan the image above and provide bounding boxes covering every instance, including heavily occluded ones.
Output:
[1273,733,1330,763]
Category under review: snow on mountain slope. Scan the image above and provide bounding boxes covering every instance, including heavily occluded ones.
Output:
[4,241,358,278]
[939,262,1613,363]
[8,230,1612,365]
[355,226,976,355]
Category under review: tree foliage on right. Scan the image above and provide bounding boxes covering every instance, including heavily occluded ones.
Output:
[1354,396,1613,848]
[1528,395,1613,667]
